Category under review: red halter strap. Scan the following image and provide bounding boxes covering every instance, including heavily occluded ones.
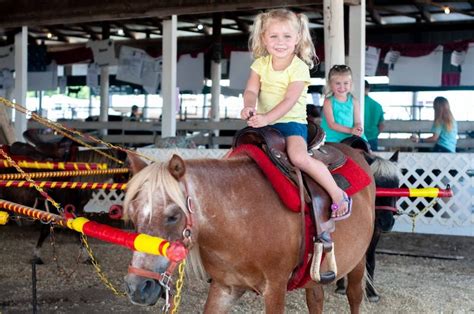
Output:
[127,181,194,282]
[128,265,166,281]
[375,205,398,213]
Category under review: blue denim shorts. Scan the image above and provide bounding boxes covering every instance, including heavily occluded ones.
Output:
[271,122,308,142]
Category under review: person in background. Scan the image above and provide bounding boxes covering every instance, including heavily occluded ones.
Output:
[363,80,384,151]
[411,96,457,152]
[129,105,142,122]
[320,65,367,143]
[240,8,351,221]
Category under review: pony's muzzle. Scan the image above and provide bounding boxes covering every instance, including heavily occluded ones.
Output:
[124,274,164,306]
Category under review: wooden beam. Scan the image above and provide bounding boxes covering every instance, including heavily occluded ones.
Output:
[0,0,323,28]
[414,3,432,22]
[344,0,360,5]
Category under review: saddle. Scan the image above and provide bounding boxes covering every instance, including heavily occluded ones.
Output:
[233,120,346,284]
[9,129,77,161]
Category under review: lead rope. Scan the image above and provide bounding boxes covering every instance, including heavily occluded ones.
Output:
[407,199,438,232]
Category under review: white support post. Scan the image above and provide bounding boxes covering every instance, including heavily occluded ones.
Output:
[211,61,221,122]
[99,66,109,136]
[323,0,345,77]
[14,26,28,142]
[348,0,366,126]
[161,15,177,138]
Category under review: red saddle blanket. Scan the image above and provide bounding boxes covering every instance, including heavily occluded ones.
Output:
[229,144,372,290]
[0,144,34,162]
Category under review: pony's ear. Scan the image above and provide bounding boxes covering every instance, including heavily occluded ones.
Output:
[389,150,399,163]
[127,152,148,175]
[168,154,186,180]
[362,151,375,165]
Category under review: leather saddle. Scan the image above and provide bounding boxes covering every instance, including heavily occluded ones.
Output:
[232,120,346,237]
[9,129,76,161]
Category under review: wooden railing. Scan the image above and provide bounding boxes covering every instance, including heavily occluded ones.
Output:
[27,119,474,151]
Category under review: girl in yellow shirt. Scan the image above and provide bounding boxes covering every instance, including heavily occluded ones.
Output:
[240,9,351,221]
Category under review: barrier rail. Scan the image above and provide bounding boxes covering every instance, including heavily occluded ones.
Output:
[0,199,187,262]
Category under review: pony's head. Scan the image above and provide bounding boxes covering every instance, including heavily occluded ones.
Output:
[123,153,201,306]
[366,151,400,232]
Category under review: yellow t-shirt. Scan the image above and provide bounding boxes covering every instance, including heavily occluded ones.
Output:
[251,55,310,124]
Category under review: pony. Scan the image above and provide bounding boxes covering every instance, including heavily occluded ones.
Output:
[0,136,128,264]
[123,143,375,313]
[335,151,400,302]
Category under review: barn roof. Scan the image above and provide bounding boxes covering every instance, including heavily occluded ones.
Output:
[0,0,473,48]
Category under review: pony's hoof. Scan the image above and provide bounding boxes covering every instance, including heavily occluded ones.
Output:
[335,287,346,295]
[31,257,44,265]
[367,294,380,303]
[82,257,94,265]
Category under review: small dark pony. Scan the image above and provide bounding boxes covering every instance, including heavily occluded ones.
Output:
[0,137,128,264]
[123,143,375,313]
[336,151,400,302]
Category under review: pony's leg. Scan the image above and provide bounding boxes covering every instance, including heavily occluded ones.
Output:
[262,282,287,314]
[335,277,346,294]
[203,281,245,314]
[346,258,366,314]
[305,285,324,314]
[31,224,50,264]
[365,226,382,302]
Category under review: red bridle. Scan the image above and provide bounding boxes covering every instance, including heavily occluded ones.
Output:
[127,195,195,280]
[375,205,398,213]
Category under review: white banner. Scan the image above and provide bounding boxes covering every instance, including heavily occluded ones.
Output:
[389,46,443,87]
[177,53,204,93]
[365,46,381,76]
[229,51,253,91]
[460,43,474,86]
[86,39,117,67]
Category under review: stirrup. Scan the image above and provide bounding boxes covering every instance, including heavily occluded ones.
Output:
[310,234,337,284]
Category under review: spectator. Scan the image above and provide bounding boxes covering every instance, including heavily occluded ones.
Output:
[363,81,384,151]
[410,96,457,152]
[129,105,142,122]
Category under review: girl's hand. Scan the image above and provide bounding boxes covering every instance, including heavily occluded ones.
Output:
[247,114,269,128]
[351,126,363,136]
[240,107,256,120]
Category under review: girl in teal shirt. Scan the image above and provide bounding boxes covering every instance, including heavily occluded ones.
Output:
[412,96,457,152]
[321,65,367,143]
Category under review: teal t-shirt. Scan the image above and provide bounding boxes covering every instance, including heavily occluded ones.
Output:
[321,95,367,142]
[363,95,384,141]
[432,121,458,152]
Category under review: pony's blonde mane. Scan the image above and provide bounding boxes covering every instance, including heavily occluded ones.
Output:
[123,160,207,281]
[370,155,399,182]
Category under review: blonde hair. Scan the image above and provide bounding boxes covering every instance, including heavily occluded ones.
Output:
[433,96,455,131]
[323,64,353,97]
[249,8,317,69]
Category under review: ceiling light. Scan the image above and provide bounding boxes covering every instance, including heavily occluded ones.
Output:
[117,28,125,36]
[197,24,204,31]
[443,6,451,14]
[46,32,53,38]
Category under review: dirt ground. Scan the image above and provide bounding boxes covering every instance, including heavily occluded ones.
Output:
[1,221,473,314]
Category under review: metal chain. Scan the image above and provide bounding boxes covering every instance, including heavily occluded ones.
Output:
[49,224,77,280]
[171,260,186,314]
[80,233,126,296]
[0,96,159,164]
[0,147,62,212]
[398,198,438,232]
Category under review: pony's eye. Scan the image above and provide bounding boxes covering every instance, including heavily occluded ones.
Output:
[165,214,180,225]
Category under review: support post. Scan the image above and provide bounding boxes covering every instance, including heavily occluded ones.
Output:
[323,0,345,76]
[348,1,366,126]
[14,26,28,141]
[161,15,178,138]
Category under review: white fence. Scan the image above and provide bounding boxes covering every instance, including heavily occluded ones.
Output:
[85,149,473,237]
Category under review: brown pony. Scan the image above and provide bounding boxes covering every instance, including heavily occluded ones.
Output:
[123,143,375,313]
